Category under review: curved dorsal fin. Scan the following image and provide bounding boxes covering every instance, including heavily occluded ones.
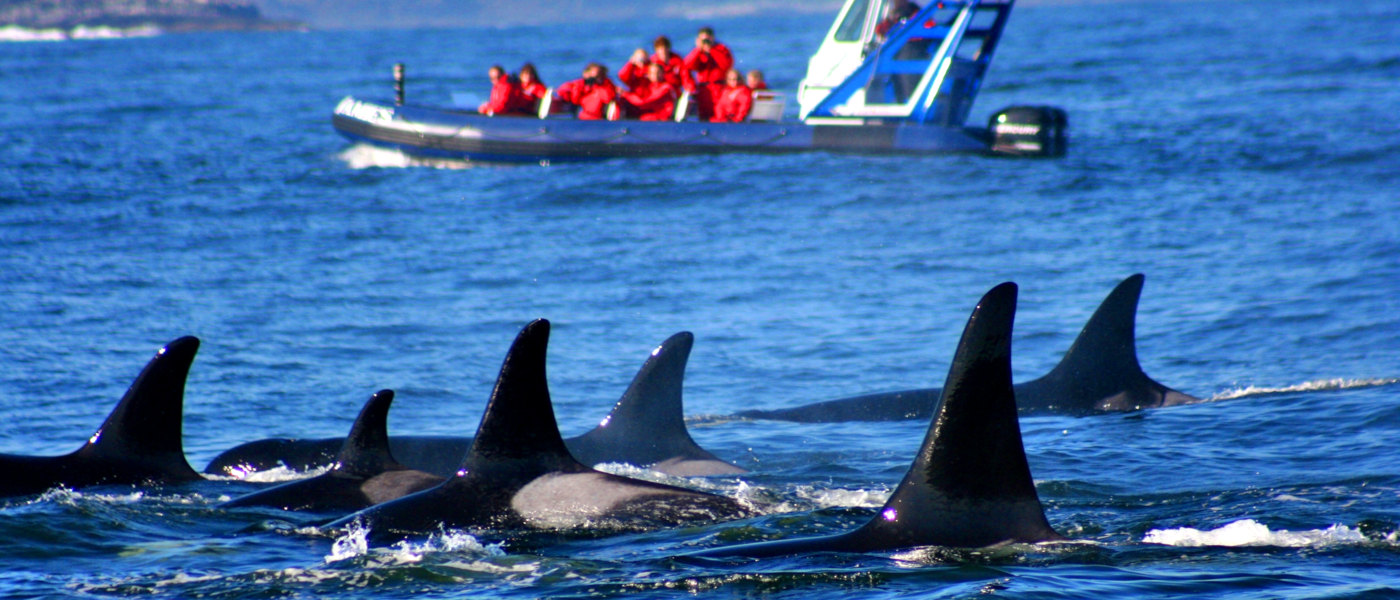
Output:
[1020,274,1196,412]
[570,332,727,466]
[461,319,578,472]
[333,390,403,476]
[852,283,1061,548]
[78,336,201,478]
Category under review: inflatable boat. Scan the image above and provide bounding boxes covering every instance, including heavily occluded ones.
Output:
[331,0,1067,163]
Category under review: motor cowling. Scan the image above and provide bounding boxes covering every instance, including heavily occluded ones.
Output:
[988,106,1068,157]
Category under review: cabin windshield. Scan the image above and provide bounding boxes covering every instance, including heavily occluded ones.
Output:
[833,1,873,42]
[806,0,1013,126]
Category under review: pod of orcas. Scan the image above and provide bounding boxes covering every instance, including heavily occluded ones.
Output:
[0,274,1198,557]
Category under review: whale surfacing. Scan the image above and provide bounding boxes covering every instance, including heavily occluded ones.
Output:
[326,320,749,542]
[220,390,442,513]
[0,337,204,498]
[735,274,1198,422]
[692,283,1063,558]
[205,332,743,478]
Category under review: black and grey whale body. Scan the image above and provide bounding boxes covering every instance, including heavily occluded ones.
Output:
[734,274,1199,422]
[692,283,1063,558]
[205,332,744,479]
[220,390,442,513]
[0,337,205,498]
[326,320,750,542]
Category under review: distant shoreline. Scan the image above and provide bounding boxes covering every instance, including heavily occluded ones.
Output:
[0,18,304,42]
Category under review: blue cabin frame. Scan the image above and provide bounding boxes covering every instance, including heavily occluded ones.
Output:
[807,0,1014,126]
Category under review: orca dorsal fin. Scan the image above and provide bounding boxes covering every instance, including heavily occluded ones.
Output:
[570,332,721,465]
[461,319,578,472]
[78,336,201,478]
[852,283,1061,549]
[1022,274,1195,412]
[1043,274,1146,383]
[333,390,403,476]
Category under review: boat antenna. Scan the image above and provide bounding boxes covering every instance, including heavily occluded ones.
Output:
[394,63,405,106]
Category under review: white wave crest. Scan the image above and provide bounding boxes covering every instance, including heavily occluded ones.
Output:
[325,519,372,562]
[0,24,161,42]
[31,487,146,506]
[337,143,479,170]
[1144,519,1366,548]
[792,484,890,509]
[1210,378,1400,401]
[209,463,332,483]
[324,519,503,564]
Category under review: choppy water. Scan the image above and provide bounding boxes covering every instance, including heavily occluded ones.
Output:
[3,0,1400,597]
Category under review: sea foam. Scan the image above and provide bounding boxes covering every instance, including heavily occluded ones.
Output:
[1144,519,1366,548]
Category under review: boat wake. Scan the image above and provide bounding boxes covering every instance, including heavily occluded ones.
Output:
[338,143,481,170]
[1207,377,1400,402]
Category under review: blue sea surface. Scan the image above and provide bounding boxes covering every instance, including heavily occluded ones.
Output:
[2,0,1399,597]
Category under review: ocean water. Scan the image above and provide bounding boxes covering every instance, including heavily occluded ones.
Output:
[2,0,1399,597]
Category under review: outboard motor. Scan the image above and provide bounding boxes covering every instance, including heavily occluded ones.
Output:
[988,106,1068,157]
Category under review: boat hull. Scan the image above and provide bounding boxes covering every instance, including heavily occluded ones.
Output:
[332,97,992,164]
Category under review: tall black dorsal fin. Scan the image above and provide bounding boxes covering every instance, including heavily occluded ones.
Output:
[461,319,578,471]
[570,332,726,466]
[78,336,201,478]
[851,283,1061,549]
[333,390,403,476]
[1021,274,1197,412]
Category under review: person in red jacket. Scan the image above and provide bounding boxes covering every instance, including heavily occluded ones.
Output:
[746,69,768,91]
[478,65,528,116]
[684,27,733,121]
[651,36,692,92]
[555,62,618,121]
[518,63,548,108]
[710,68,753,123]
[621,62,679,122]
[617,48,650,91]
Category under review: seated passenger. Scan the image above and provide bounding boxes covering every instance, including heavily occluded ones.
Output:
[621,62,679,122]
[684,27,734,121]
[710,68,753,123]
[478,65,528,116]
[746,69,768,92]
[518,63,548,106]
[618,49,650,90]
[651,36,692,92]
[555,62,619,121]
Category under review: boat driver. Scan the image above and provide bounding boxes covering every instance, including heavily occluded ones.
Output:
[478,65,528,116]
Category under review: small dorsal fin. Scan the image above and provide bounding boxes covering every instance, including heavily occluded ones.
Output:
[852,283,1061,548]
[333,390,402,476]
[78,336,200,478]
[1021,274,1196,412]
[570,332,727,467]
[461,319,578,472]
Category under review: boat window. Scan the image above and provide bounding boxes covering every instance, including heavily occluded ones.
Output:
[956,34,987,60]
[968,6,1000,32]
[833,1,873,42]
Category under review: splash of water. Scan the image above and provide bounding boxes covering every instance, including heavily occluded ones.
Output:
[1144,519,1366,547]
